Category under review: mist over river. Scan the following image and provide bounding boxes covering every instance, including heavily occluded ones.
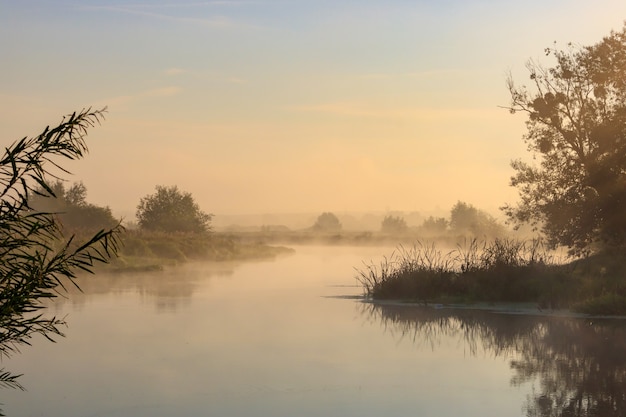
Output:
[5,245,626,417]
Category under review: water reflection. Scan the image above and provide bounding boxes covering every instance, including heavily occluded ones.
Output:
[51,262,236,313]
[0,262,238,410]
[362,303,626,417]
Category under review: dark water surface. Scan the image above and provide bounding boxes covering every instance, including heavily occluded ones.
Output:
[4,245,626,416]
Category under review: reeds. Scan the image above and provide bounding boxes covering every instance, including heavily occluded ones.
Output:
[356,238,569,304]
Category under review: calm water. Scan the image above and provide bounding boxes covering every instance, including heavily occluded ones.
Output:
[4,245,626,416]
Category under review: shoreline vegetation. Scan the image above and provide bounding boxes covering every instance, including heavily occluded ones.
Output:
[92,229,295,273]
[209,228,506,247]
[98,228,626,317]
[356,239,626,316]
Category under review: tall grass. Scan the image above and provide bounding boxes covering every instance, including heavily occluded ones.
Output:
[356,238,578,306]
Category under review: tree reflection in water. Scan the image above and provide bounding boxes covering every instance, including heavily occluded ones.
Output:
[361,303,626,417]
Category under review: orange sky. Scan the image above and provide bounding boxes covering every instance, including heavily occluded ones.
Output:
[2,1,626,219]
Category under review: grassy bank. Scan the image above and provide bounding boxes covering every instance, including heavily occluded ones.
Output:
[216,228,506,249]
[94,230,294,272]
[356,239,626,315]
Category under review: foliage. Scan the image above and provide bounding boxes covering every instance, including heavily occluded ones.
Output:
[136,185,212,233]
[29,180,118,233]
[380,215,408,234]
[503,25,626,255]
[418,216,449,236]
[449,201,505,238]
[312,212,342,232]
[0,108,122,400]
[574,293,626,315]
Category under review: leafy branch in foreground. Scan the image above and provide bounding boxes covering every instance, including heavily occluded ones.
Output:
[0,108,123,399]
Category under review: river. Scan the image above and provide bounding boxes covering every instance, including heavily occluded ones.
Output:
[4,245,626,416]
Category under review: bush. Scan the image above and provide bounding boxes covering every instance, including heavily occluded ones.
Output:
[137,185,212,233]
[312,212,342,232]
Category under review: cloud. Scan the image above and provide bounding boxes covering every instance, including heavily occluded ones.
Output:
[163,68,247,84]
[357,69,470,80]
[83,5,235,27]
[226,77,248,84]
[104,1,261,8]
[96,86,182,110]
[164,68,188,76]
[78,3,265,29]
[404,69,469,78]
[288,101,502,121]
[145,86,182,97]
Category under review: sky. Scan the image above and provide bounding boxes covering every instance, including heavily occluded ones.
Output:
[2,1,626,221]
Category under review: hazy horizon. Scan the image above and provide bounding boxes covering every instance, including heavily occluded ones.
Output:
[3,1,626,218]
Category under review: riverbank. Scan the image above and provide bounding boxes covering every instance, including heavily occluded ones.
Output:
[356,239,626,316]
[97,230,294,272]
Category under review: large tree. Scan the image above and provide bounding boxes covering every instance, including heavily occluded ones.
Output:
[0,109,122,393]
[136,185,212,233]
[503,26,626,255]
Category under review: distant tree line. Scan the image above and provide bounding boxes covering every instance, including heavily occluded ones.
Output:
[308,202,506,239]
[39,183,506,241]
[413,201,505,238]
[28,181,213,237]
[381,215,408,234]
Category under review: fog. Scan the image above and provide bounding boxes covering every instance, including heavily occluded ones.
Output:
[2,2,626,222]
[213,211,431,232]
[6,5,626,415]
[4,247,529,416]
[6,246,623,416]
